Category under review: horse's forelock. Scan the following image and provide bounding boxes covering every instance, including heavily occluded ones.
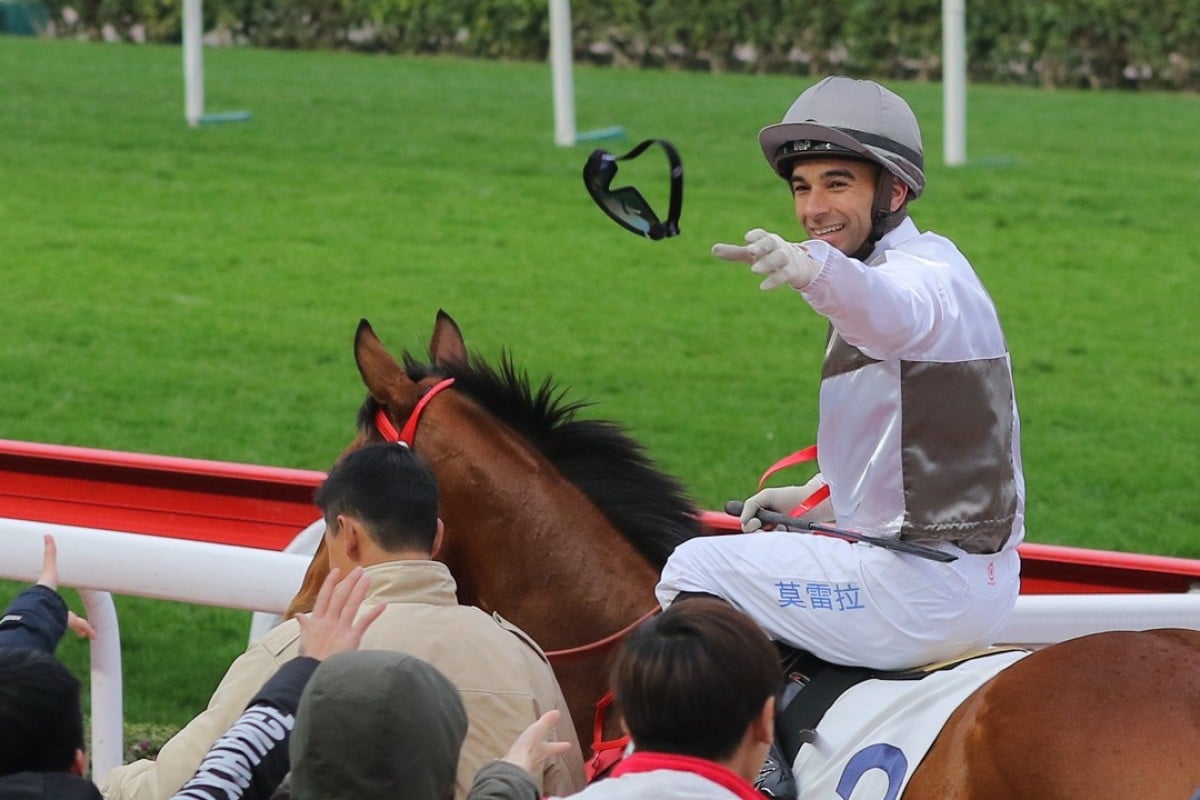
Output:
[355,394,382,435]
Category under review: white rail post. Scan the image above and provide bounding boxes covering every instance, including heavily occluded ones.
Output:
[942,0,967,166]
[182,0,204,127]
[79,590,123,778]
[546,0,624,146]
[548,0,576,147]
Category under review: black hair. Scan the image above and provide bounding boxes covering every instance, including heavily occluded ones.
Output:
[314,443,439,554]
[0,648,85,776]
[612,599,781,762]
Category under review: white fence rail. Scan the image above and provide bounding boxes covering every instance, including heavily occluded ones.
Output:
[4,516,1200,778]
[1,517,309,778]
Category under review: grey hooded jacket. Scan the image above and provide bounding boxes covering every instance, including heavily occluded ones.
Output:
[286,651,468,800]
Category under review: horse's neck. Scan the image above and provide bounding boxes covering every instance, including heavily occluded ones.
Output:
[422,411,661,650]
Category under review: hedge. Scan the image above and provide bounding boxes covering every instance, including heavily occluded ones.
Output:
[40,0,1200,91]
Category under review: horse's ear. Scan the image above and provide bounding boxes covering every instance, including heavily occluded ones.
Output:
[354,319,408,397]
[430,309,468,368]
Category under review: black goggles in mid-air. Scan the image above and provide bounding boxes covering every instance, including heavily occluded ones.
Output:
[582,138,682,240]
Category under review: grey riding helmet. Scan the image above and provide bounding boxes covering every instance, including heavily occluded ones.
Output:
[758,76,926,199]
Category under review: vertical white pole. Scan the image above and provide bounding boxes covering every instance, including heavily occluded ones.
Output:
[942,0,967,166]
[183,0,204,127]
[548,0,576,147]
[80,590,124,780]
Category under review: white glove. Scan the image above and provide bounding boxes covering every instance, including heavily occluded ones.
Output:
[739,475,831,533]
[711,228,821,291]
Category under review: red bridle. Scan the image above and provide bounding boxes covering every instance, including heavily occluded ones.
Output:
[372,377,456,446]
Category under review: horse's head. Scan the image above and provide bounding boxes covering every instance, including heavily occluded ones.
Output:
[288,311,478,617]
[341,311,467,454]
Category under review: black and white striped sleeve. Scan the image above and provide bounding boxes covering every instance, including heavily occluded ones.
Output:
[171,656,320,800]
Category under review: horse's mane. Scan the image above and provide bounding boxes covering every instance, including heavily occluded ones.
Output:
[356,351,704,569]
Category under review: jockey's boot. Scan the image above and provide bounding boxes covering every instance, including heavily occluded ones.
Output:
[757,657,818,799]
[754,739,798,800]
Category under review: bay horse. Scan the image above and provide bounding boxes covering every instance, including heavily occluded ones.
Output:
[290,312,1200,798]
[287,310,705,749]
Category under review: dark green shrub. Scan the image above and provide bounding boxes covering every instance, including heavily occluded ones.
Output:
[36,0,1200,91]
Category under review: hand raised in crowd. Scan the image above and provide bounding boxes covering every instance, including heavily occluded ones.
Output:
[36,534,97,640]
[296,565,386,661]
[498,709,573,777]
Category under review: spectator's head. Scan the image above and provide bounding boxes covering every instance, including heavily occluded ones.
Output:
[612,599,781,778]
[315,444,441,570]
[757,76,924,258]
[289,650,467,800]
[0,648,87,777]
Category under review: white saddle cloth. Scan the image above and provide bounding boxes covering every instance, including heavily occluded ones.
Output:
[792,649,1028,799]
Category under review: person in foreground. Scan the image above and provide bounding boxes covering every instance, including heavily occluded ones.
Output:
[469,599,781,800]
[103,443,584,800]
[0,648,99,800]
[276,649,469,800]
[657,76,1025,672]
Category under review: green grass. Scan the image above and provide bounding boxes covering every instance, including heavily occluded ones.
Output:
[2,37,1199,731]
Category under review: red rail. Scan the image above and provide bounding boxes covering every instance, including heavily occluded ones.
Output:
[4,439,1199,594]
[0,439,323,551]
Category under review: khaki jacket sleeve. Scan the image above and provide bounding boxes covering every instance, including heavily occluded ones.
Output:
[454,692,538,799]
[101,636,295,800]
[534,676,586,797]
[493,616,586,796]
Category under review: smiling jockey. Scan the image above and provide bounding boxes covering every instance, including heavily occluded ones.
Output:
[657,76,1025,673]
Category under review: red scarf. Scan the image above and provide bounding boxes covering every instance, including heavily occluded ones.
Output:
[609,751,762,800]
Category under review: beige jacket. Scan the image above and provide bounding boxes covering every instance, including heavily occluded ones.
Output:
[101,560,585,800]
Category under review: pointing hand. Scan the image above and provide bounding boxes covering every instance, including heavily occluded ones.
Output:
[712,228,821,291]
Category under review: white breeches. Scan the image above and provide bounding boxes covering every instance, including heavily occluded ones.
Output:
[655,531,1019,671]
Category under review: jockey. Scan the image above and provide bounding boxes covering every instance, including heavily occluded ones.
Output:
[657,76,1025,672]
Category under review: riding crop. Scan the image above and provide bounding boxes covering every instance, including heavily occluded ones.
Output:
[724,500,958,563]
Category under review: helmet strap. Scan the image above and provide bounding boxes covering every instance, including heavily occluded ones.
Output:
[853,171,904,261]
